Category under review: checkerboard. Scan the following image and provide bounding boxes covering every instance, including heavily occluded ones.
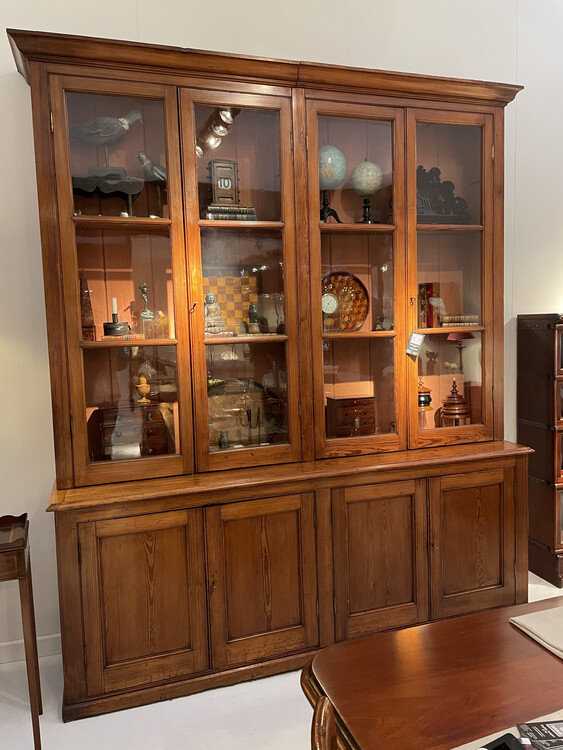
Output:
[203,271,258,332]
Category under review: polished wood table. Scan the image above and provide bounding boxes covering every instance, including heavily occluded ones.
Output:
[0,514,42,750]
[302,599,563,750]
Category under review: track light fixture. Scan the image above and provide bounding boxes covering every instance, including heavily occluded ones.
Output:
[195,107,240,157]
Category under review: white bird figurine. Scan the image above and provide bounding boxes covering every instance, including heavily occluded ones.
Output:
[137,151,167,184]
[70,109,143,165]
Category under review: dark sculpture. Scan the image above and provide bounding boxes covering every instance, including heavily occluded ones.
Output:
[416,165,471,223]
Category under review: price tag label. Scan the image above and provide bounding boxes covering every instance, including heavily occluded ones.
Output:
[406,332,425,356]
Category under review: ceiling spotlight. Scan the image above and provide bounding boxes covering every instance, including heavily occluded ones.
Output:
[195,107,241,157]
[219,109,234,124]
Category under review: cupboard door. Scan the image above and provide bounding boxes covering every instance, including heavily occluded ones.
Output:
[79,509,208,695]
[429,468,516,619]
[306,99,407,459]
[408,109,496,448]
[332,479,428,641]
[206,493,318,668]
[180,89,303,472]
[50,75,192,485]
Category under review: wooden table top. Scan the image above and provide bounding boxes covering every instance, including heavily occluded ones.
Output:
[303,598,563,750]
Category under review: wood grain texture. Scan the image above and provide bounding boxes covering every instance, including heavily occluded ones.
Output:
[333,479,428,640]
[206,493,318,668]
[8,29,522,106]
[429,467,516,618]
[304,598,563,750]
[11,31,527,722]
[79,509,208,695]
[28,62,74,488]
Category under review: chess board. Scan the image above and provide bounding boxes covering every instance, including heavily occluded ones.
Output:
[203,271,258,333]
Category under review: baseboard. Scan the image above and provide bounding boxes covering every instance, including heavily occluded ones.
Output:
[0,633,61,664]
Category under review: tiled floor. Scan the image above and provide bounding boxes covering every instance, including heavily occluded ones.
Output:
[1,573,562,750]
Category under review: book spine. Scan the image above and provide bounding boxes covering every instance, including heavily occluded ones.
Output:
[418,283,428,329]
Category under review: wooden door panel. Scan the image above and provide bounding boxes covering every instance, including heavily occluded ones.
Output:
[430,468,515,618]
[79,509,208,695]
[333,479,428,641]
[206,493,318,668]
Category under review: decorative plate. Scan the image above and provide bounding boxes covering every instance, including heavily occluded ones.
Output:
[321,272,369,331]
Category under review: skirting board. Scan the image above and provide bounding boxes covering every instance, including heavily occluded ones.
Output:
[0,633,61,664]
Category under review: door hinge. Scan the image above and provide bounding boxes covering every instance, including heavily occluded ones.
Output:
[290,131,294,151]
[333,595,337,615]
[316,600,319,618]
[50,112,54,134]
[305,135,309,152]
[492,144,495,160]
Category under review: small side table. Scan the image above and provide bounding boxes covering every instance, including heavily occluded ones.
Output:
[0,514,42,750]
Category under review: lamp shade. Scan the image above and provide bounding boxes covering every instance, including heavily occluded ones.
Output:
[447,331,474,342]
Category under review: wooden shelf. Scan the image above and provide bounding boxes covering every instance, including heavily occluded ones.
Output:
[204,334,288,344]
[81,338,178,348]
[418,326,484,335]
[416,224,483,231]
[72,215,171,229]
[199,220,285,229]
[319,223,395,233]
[322,331,395,339]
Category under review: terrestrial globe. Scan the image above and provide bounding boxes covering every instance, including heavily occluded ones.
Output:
[350,160,383,197]
[319,145,347,190]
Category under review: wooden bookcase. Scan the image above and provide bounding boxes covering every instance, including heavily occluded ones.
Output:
[9,28,528,720]
[517,313,563,586]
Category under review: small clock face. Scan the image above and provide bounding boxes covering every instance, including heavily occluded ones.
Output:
[322,292,339,315]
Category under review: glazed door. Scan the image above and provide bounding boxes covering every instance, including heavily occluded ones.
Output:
[407,109,497,448]
[429,468,516,619]
[332,479,428,641]
[306,97,407,459]
[205,493,318,667]
[78,509,208,695]
[50,75,192,485]
[180,89,302,472]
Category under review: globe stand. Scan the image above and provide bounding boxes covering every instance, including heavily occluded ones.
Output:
[320,190,342,223]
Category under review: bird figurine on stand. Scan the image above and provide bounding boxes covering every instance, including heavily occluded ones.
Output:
[70,109,143,168]
[137,151,167,216]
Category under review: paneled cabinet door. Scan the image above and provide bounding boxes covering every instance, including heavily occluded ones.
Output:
[332,479,428,641]
[429,468,516,619]
[205,493,318,668]
[78,509,208,696]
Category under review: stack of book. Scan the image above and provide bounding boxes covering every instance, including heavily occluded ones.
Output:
[204,205,257,221]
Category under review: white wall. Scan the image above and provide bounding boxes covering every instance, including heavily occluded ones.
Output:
[0,0,534,656]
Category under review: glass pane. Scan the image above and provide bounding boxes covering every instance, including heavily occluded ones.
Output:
[417,231,481,330]
[84,345,178,461]
[321,232,394,332]
[201,228,284,337]
[206,342,288,451]
[76,228,174,341]
[194,105,281,222]
[416,122,481,224]
[66,93,168,218]
[323,338,395,437]
[417,332,482,429]
[318,116,393,225]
